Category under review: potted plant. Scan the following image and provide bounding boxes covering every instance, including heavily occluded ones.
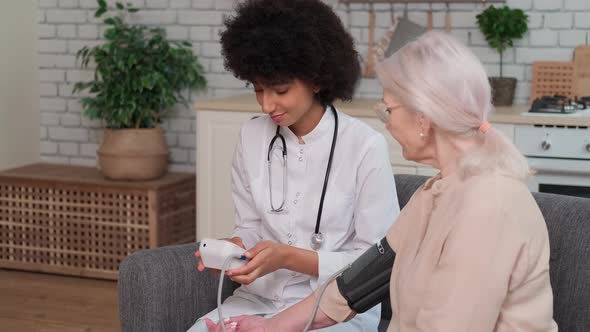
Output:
[73,0,206,180]
[476,5,528,106]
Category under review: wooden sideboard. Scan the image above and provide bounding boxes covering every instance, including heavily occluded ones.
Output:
[0,163,196,280]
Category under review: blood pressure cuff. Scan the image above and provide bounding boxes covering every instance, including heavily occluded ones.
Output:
[336,237,396,314]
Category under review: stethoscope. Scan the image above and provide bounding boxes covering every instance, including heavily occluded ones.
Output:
[267,105,338,250]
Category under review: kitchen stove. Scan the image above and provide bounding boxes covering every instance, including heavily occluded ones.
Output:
[529,95,590,114]
[516,97,590,198]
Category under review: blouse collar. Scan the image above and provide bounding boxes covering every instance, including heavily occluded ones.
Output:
[423,171,460,196]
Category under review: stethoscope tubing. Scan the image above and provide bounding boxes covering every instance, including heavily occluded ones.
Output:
[267,105,338,244]
[314,106,338,234]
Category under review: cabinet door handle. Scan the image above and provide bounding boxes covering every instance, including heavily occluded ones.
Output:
[541,140,551,151]
[586,143,590,153]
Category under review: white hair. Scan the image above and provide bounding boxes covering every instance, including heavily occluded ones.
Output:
[376,31,529,181]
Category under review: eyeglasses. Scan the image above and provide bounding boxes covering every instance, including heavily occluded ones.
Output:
[374,103,390,123]
[374,102,402,123]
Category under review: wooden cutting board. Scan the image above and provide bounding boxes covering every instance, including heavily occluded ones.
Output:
[530,61,576,104]
[575,45,590,97]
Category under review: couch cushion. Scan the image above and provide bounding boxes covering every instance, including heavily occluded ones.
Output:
[533,192,590,331]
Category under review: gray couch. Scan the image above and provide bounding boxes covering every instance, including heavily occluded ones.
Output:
[118,174,590,332]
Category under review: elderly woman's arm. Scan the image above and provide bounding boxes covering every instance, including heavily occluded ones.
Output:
[207,293,339,331]
[206,278,358,331]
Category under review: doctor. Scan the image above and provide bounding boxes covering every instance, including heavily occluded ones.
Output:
[188,0,399,331]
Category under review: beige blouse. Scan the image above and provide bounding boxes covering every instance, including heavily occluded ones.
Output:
[319,172,558,331]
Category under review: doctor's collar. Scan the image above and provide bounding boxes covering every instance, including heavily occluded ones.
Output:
[281,104,336,145]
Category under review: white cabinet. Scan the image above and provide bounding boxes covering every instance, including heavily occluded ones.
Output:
[195,108,516,239]
[196,110,258,240]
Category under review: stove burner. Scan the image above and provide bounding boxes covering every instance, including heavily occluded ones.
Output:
[530,95,589,114]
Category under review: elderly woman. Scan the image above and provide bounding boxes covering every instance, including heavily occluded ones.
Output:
[207,31,558,331]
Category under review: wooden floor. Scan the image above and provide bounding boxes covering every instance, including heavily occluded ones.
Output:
[0,269,119,332]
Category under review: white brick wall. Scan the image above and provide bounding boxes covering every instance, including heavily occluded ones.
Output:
[37,0,590,170]
[534,0,562,11]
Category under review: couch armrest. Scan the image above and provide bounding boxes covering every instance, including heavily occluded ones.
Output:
[118,243,239,332]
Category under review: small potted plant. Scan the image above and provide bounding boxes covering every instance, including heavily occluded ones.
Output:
[73,0,206,180]
[476,5,528,106]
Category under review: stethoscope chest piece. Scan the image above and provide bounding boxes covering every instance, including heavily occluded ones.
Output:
[310,232,325,251]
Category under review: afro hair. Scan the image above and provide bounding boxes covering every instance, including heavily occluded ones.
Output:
[220,0,361,104]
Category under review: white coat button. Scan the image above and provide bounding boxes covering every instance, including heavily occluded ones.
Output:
[293,199,298,204]
[298,157,303,162]
[296,192,300,197]
[287,233,292,238]
[288,241,293,245]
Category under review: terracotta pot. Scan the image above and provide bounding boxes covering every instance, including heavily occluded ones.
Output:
[489,77,517,106]
[97,128,169,180]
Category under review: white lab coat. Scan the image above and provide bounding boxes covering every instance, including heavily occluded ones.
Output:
[194,106,399,331]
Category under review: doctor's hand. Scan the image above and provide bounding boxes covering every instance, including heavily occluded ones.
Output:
[196,236,246,273]
[226,240,287,285]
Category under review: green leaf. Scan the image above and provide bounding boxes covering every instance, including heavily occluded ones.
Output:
[116,2,124,10]
[94,7,107,18]
[103,27,117,40]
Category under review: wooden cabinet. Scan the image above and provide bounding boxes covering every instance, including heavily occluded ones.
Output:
[195,108,516,240]
[0,163,196,280]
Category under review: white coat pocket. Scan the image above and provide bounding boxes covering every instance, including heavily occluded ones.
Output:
[321,192,356,234]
